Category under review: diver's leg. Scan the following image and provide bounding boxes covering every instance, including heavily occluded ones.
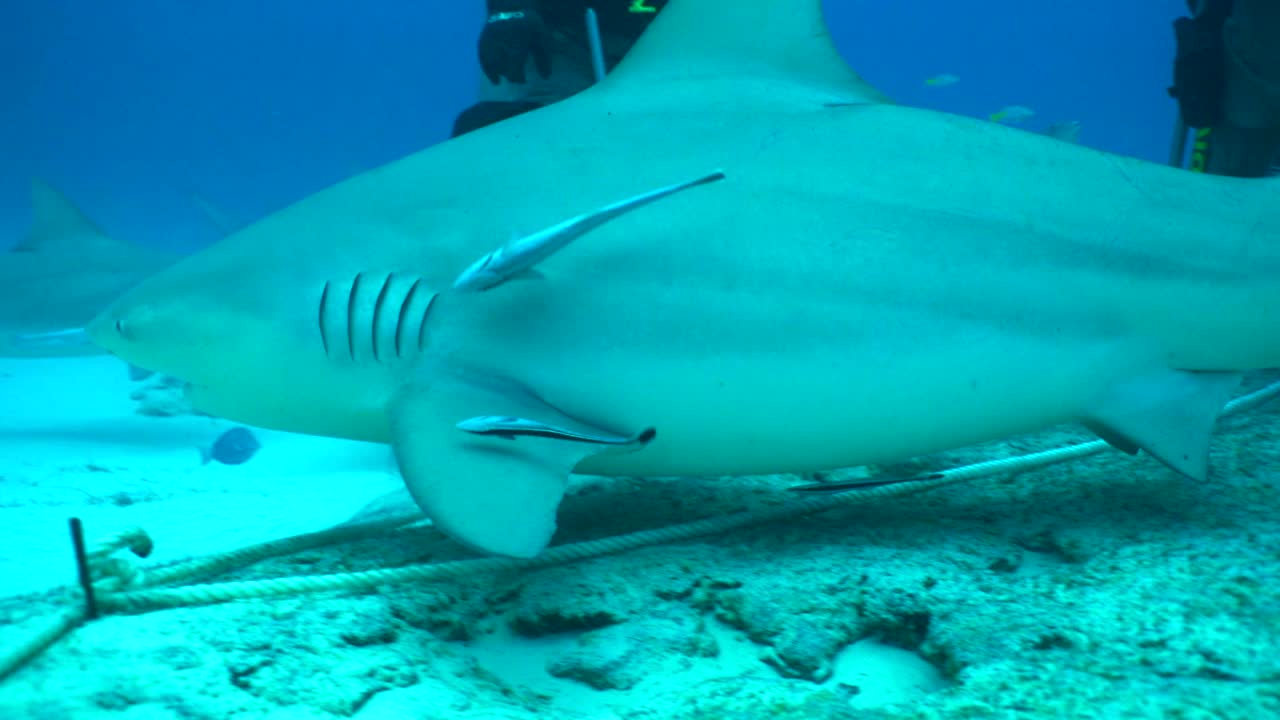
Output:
[451,28,597,138]
[1205,0,1280,176]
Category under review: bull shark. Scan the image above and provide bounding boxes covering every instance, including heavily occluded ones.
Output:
[1,180,181,356]
[88,0,1280,558]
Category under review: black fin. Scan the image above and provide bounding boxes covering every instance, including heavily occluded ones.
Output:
[788,472,943,494]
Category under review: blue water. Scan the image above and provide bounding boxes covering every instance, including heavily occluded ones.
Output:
[1,0,1185,252]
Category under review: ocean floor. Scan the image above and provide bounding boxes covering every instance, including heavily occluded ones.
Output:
[0,357,1278,719]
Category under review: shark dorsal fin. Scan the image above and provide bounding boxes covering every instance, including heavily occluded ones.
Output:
[14,179,112,254]
[603,0,889,106]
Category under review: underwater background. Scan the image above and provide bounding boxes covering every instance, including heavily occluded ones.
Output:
[3,0,1185,252]
[5,2,1280,719]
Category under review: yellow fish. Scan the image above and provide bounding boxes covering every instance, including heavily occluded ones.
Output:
[989,105,1035,124]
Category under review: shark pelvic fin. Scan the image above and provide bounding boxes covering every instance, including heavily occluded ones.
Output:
[14,180,111,254]
[390,366,652,557]
[604,0,890,106]
[1083,368,1242,482]
[452,170,724,292]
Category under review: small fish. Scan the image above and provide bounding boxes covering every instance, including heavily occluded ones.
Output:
[200,426,262,465]
[924,73,959,87]
[190,193,243,235]
[989,105,1035,124]
[1041,120,1082,144]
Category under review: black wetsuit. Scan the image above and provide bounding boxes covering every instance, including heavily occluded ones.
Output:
[452,0,668,137]
[1169,0,1280,177]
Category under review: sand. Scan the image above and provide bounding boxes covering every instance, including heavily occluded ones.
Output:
[0,357,1277,719]
[0,355,402,597]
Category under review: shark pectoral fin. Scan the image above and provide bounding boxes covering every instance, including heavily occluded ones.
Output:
[389,371,653,558]
[127,363,155,382]
[1083,369,1242,481]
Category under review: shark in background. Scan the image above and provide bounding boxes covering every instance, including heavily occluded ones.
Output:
[1,180,182,357]
[91,0,1280,558]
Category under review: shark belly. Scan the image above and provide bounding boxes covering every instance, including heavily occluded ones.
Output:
[578,336,1145,478]
[430,266,1160,478]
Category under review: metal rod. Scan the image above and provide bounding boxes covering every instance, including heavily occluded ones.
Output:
[1169,115,1189,167]
[1169,0,1206,167]
[585,8,606,83]
[69,517,99,619]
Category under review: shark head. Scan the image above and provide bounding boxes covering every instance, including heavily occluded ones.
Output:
[88,257,359,436]
[85,209,451,440]
[87,254,274,394]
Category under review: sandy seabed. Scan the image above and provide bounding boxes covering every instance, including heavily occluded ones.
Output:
[0,356,1277,719]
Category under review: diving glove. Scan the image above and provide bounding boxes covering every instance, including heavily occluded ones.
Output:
[479,1,552,85]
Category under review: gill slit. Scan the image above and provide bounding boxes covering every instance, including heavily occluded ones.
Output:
[346,272,362,361]
[318,282,332,358]
[418,293,437,351]
[370,274,394,363]
[396,278,425,359]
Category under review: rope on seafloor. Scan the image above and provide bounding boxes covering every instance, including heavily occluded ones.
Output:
[113,514,425,591]
[96,483,950,615]
[59,377,1280,613]
[4,379,1280,682]
[0,607,87,683]
[0,513,422,682]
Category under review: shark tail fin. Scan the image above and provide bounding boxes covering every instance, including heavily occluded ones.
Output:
[15,179,111,253]
[603,0,889,107]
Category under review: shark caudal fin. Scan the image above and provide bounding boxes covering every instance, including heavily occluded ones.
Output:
[600,0,890,107]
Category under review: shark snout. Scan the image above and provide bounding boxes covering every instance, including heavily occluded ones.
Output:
[87,301,146,355]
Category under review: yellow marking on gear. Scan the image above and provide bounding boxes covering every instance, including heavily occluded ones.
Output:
[1190,127,1212,173]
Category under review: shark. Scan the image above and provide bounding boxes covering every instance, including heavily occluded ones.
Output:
[88,0,1280,558]
[1,180,182,357]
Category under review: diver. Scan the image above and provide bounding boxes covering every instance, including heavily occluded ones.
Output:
[451,0,668,138]
[1168,0,1280,176]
